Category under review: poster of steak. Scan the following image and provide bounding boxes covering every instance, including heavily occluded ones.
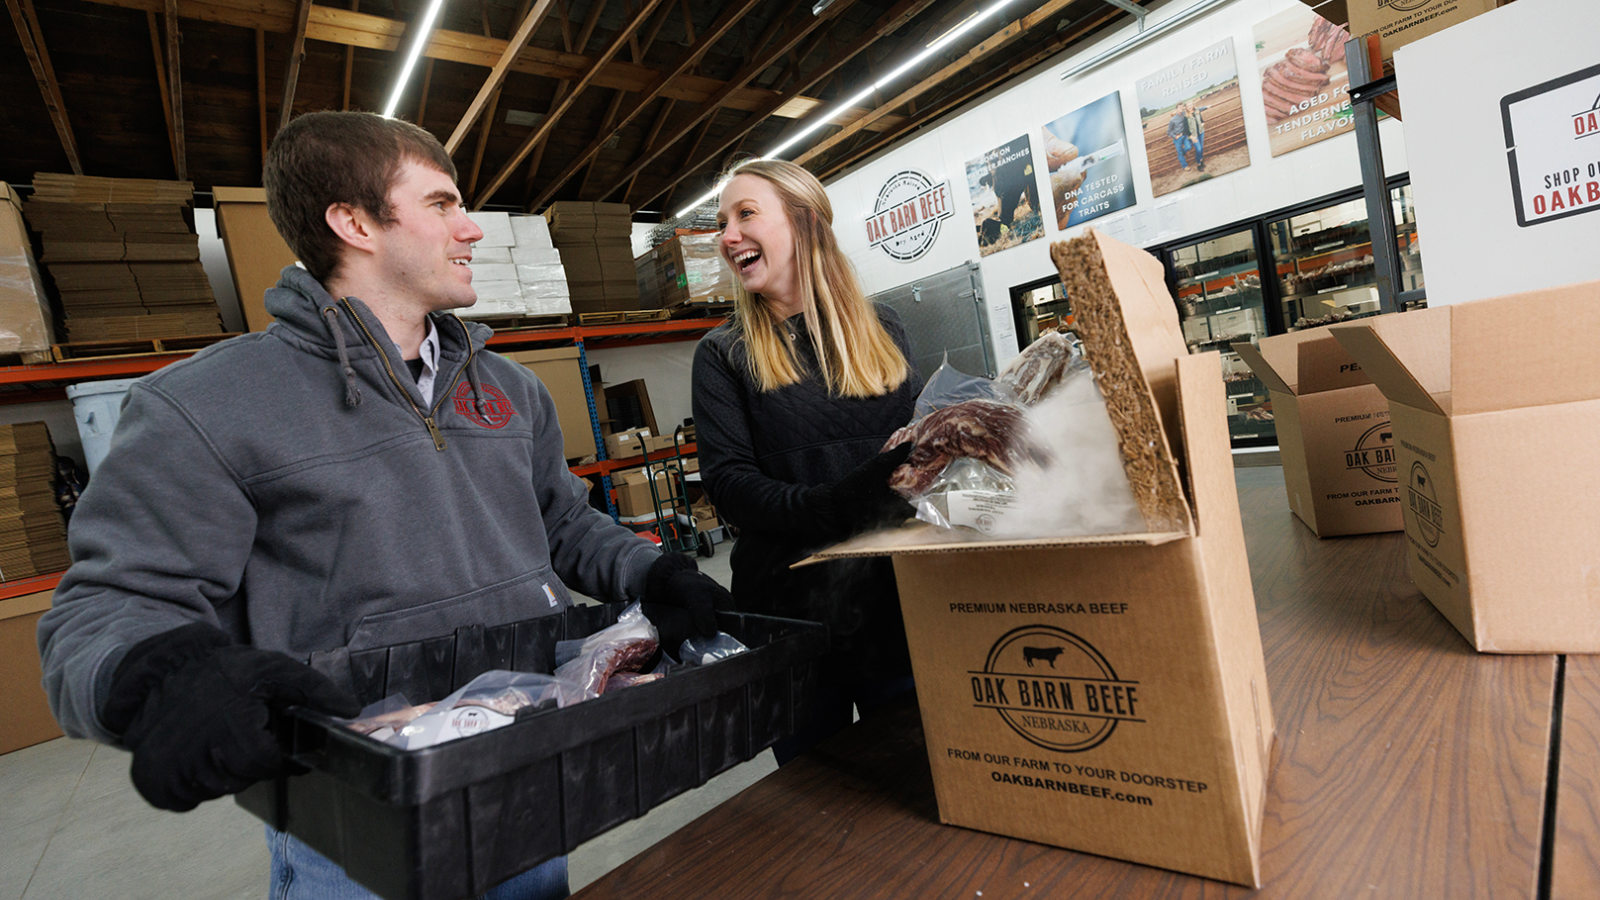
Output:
[1253,6,1355,157]
[1134,38,1251,197]
[1039,91,1138,231]
[965,134,1045,256]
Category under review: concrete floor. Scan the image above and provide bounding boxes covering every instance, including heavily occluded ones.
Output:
[0,540,770,899]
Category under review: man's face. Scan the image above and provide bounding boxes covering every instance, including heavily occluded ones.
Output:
[373,159,485,312]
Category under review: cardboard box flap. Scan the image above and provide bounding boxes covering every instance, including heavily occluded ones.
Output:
[1450,279,1600,413]
[1230,341,1294,395]
[798,523,1188,564]
[1296,333,1372,393]
[1331,308,1451,415]
[212,187,268,203]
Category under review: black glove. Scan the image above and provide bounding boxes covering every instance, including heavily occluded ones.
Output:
[805,442,915,541]
[103,622,362,812]
[641,553,726,656]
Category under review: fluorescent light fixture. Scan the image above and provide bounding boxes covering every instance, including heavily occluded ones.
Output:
[811,0,837,14]
[672,157,768,220]
[382,0,450,119]
[671,0,1020,220]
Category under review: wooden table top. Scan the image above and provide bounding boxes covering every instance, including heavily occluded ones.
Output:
[577,466,1582,898]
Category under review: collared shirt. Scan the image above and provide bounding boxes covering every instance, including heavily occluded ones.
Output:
[414,317,441,405]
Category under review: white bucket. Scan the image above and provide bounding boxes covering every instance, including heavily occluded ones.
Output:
[64,378,141,475]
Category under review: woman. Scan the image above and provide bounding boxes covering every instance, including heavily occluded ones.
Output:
[691,159,922,759]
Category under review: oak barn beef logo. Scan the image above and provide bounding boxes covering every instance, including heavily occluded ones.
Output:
[863,169,954,261]
[1501,60,1600,226]
[1344,421,1397,483]
[969,625,1143,753]
[1406,460,1443,548]
[453,381,515,429]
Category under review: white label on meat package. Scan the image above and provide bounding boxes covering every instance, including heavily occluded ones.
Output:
[945,490,1021,534]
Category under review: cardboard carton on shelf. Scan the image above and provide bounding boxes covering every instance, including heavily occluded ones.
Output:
[604,426,675,461]
[1347,0,1508,77]
[1,587,63,754]
[499,346,597,460]
[1233,325,1402,537]
[0,183,55,360]
[806,230,1274,887]
[1331,279,1600,653]
[603,379,658,435]
[611,465,682,518]
[213,187,298,332]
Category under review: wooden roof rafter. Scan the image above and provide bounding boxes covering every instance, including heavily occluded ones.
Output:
[629,0,939,212]
[592,0,849,206]
[472,0,671,208]
[817,0,1130,181]
[443,0,557,153]
[6,0,82,174]
[525,0,766,213]
[279,0,314,132]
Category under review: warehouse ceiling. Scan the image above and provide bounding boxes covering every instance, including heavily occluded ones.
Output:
[2,0,1158,218]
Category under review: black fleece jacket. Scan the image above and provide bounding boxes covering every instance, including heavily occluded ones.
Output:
[691,305,921,679]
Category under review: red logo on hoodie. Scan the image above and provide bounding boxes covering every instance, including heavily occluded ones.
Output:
[453,381,515,429]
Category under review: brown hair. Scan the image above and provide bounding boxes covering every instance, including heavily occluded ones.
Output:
[263,111,458,283]
[720,159,909,398]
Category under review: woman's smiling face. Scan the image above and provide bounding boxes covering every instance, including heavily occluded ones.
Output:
[717,173,799,310]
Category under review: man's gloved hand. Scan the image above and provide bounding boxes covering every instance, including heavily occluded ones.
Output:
[641,552,726,656]
[103,622,362,812]
[806,442,915,541]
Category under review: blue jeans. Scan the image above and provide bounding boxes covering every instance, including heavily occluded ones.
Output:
[1171,136,1192,168]
[1191,132,1205,164]
[267,826,568,900]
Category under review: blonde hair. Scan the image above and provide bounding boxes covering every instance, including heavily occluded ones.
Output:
[722,159,910,398]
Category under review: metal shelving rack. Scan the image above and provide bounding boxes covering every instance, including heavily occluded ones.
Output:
[1345,35,1426,314]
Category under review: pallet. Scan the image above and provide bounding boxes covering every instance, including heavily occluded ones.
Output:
[51,332,240,362]
[666,301,734,319]
[577,309,672,326]
[0,349,58,367]
[462,313,569,330]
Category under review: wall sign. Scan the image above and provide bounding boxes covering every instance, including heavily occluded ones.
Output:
[1039,91,1137,231]
[1502,60,1600,227]
[1134,38,1252,198]
[965,135,1045,256]
[864,169,955,262]
[1253,6,1355,158]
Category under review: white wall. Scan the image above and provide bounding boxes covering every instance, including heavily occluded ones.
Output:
[825,0,1408,368]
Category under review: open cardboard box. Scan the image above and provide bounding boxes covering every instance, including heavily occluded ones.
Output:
[805,231,1274,886]
[1331,281,1600,652]
[1233,326,1402,537]
[1,587,63,754]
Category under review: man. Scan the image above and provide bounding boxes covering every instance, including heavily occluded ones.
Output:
[37,110,721,899]
[1184,101,1208,172]
[1166,107,1194,170]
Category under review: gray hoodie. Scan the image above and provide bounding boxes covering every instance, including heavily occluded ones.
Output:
[39,266,658,744]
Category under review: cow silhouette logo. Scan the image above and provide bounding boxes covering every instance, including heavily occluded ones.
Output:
[1344,421,1397,483]
[1406,460,1443,547]
[971,625,1142,753]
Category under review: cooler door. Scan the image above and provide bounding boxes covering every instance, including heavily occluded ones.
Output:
[1169,227,1275,446]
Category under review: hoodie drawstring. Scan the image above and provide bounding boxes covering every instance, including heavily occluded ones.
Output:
[459,318,488,417]
[322,306,363,408]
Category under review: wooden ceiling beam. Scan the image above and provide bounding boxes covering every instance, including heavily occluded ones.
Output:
[817,2,1129,181]
[146,11,181,177]
[795,0,1087,168]
[630,0,938,212]
[162,0,187,180]
[443,0,555,153]
[341,0,358,109]
[594,0,844,204]
[78,0,870,126]
[256,28,267,163]
[516,0,608,201]
[466,0,534,200]
[473,0,669,207]
[6,0,82,174]
[525,0,764,213]
[278,0,312,131]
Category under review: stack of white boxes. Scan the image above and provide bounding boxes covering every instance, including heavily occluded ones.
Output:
[461,213,571,318]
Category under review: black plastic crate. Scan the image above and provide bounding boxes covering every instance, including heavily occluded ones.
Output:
[236,605,827,900]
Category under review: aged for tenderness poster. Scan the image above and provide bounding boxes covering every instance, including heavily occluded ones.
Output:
[1135,38,1251,197]
[1253,6,1354,157]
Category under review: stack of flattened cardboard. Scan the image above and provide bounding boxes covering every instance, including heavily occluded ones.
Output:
[544,201,638,314]
[457,213,573,319]
[0,183,56,361]
[25,174,222,342]
[0,423,69,581]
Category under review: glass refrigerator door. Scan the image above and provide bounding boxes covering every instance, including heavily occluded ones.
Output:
[1269,197,1384,329]
[1393,183,1426,307]
[1169,228,1276,445]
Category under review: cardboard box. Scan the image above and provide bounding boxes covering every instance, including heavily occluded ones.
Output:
[603,379,658,435]
[213,187,297,332]
[1,588,64,754]
[807,231,1273,886]
[1331,281,1600,652]
[656,233,735,309]
[1347,0,1506,76]
[0,184,55,359]
[1233,326,1401,537]
[604,426,675,460]
[500,346,596,460]
[611,465,681,517]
